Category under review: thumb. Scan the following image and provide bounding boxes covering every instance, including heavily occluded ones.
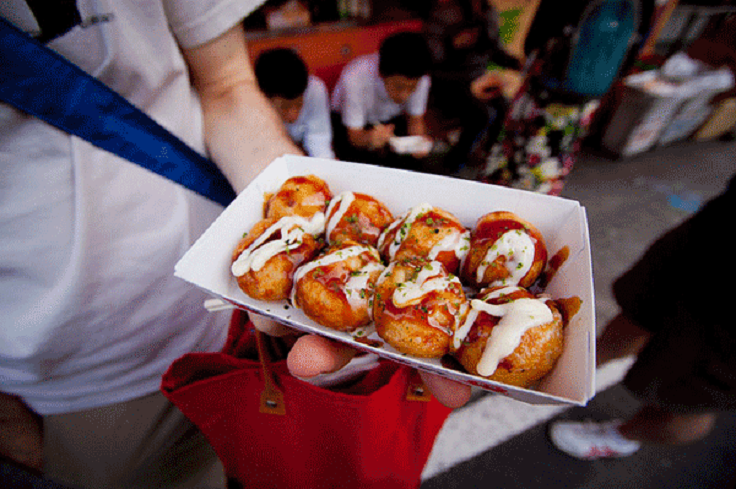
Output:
[418,370,472,409]
[287,334,358,378]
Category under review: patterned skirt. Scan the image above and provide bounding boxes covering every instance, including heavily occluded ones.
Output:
[478,74,600,196]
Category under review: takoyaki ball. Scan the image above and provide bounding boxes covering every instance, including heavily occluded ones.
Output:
[460,211,547,290]
[452,285,564,388]
[264,175,333,219]
[373,258,469,358]
[291,241,385,332]
[377,203,470,275]
[231,213,325,301]
[325,191,394,247]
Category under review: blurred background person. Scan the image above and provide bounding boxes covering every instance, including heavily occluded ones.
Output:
[423,0,522,173]
[330,31,433,168]
[255,47,335,159]
[550,174,735,459]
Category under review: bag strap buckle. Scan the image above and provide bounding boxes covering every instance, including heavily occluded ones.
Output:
[406,372,432,402]
[255,329,286,415]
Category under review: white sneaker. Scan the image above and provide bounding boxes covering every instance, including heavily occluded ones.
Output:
[548,419,641,460]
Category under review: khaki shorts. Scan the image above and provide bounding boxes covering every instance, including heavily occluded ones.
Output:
[44,391,225,489]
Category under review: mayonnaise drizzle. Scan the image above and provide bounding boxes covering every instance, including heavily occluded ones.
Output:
[377,260,464,335]
[429,229,471,263]
[231,213,325,277]
[477,230,535,286]
[290,245,384,312]
[346,262,385,318]
[452,286,521,350]
[377,203,469,264]
[325,191,355,242]
[378,203,433,257]
[453,288,553,376]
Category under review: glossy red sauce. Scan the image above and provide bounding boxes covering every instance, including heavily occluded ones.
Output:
[332,202,385,244]
[555,296,582,325]
[284,243,319,279]
[313,260,350,297]
[355,337,383,348]
[381,289,460,334]
[387,210,465,251]
[535,246,570,290]
[271,176,331,214]
[474,219,526,244]
[465,311,498,344]
[498,358,514,371]
[418,210,464,232]
[434,250,461,275]
[383,293,430,324]
[476,219,545,264]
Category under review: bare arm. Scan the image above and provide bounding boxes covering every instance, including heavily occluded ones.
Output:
[182,26,302,194]
[347,127,374,149]
[347,124,394,150]
[183,26,300,336]
[407,115,426,137]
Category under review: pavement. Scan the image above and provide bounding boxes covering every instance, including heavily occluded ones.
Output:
[420,138,736,488]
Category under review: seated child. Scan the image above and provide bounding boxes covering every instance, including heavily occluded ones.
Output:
[330,31,433,166]
[255,48,335,159]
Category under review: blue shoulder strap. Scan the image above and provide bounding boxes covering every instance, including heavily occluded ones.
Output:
[0,17,236,207]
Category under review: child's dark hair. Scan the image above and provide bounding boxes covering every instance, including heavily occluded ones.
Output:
[378,31,432,79]
[254,48,309,99]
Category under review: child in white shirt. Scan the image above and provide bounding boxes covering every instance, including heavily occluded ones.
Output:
[331,31,433,166]
[255,48,335,159]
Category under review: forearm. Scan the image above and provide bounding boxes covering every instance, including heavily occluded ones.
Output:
[183,26,302,194]
[407,115,426,137]
[347,127,377,150]
[199,81,302,193]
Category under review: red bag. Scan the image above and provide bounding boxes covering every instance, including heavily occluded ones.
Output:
[161,310,452,489]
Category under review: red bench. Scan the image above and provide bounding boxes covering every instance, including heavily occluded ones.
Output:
[246,19,423,93]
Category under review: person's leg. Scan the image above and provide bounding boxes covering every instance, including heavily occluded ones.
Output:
[618,404,717,445]
[0,392,42,472]
[550,314,656,460]
[44,391,225,489]
[551,313,718,459]
[596,313,653,367]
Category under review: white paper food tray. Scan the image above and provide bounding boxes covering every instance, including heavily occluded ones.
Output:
[175,155,596,406]
[389,135,433,154]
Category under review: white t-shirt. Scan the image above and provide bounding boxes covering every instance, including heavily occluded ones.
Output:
[330,53,431,129]
[286,75,335,159]
[0,0,264,415]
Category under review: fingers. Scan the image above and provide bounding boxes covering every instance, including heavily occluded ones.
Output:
[286,334,358,378]
[377,126,394,147]
[285,335,471,408]
[418,370,472,409]
[369,126,387,150]
[250,313,296,337]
